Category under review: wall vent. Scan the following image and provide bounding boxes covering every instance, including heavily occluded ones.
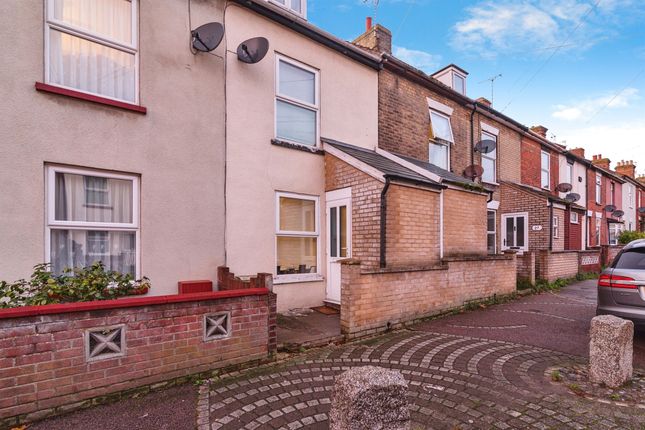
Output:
[204,312,231,341]
[85,325,126,362]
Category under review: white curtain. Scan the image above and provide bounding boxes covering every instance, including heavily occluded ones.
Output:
[49,0,135,102]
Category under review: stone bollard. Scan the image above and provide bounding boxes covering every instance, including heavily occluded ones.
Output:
[329,366,410,430]
[589,315,634,388]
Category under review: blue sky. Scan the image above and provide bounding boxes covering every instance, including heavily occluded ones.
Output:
[308,0,645,175]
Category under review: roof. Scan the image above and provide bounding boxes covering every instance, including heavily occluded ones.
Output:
[502,181,585,210]
[396,154,478,186]
[432,63,469,77]
[232,0,381,70]
[322,139,442,188]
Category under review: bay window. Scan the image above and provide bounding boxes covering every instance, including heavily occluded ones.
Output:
[45,0,139,103]
[541,151,550,189]
[481,131,497,183]
[46,166,139,276]
[276,56,319,146]
[428,111,453,170]
[276,192,319,281]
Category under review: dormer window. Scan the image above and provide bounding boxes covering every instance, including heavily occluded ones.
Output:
[432,64,468,96]
[269,0,306,18]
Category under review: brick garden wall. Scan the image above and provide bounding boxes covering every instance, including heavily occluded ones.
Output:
[0,288,276,428]
[579,250,601,273]
[516,252,536,285]
[340,255,516,338]
[443,188,488,257]
[536,251,579,282]
[552,207,565,252]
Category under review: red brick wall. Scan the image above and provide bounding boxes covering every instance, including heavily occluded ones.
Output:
[340,255,516,337]
[0,290,275,426]
[579,250,601,273]
[499,183,550,251]
[550,150,560,193]
[325,154,384,270]
[587,168,605,246]
[521,136,541,189]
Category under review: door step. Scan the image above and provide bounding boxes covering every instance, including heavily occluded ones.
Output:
[323,301,341,311]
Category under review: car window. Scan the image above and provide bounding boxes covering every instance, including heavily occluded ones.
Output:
[613,249,645,269]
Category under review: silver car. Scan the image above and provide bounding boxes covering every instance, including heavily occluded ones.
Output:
[597,239,645,327]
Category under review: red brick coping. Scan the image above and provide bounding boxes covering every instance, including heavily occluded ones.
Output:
[0,288,269,319]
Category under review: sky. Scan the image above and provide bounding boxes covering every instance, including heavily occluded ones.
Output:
[307,0,645,176]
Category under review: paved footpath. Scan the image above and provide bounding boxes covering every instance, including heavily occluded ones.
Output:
[202,280,645,429]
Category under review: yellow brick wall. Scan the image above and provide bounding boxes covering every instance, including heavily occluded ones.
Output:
[443,188,488,256]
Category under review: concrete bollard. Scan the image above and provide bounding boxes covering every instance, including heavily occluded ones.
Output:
[589,315,634,388]
[329,366,410,430]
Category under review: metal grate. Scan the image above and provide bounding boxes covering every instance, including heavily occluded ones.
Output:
[204,312,231,341]
[85,325,126,361]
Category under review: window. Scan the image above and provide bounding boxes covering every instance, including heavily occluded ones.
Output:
[428,111,453,170]
[45,0,139,104]
[596,174,602,204]
[452,73,466,95]
[613,249,645,269]
[46,165,139,277]
[628,185,634,208]
[269,0,306,17]
[566,162,574,185]
[429,142,450,170]
[487,210,496,254]
[570,212,579,224]
[275,56,319,146]
[541,151,550,189]
[595,216,602,245]
[609,223,622,245]
[552,215,559,239]
[502,213,528,251]
[481,131,497,183]
[275,192,319,280]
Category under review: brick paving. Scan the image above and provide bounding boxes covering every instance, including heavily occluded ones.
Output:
[203,281,645,429]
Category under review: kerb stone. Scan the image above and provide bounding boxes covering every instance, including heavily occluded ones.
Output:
[589,315,633,388]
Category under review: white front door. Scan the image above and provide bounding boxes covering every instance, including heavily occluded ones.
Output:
[326,188,351,304]
[501,212,528,252]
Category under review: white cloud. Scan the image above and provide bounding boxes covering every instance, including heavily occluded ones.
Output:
[451,0,630,58]
[392,46,441,73]
[551,88,640,121]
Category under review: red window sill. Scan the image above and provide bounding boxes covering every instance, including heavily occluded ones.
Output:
[35,82,147,114]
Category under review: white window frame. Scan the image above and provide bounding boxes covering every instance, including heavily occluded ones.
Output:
[481,131,497,184]
[610,182,615,205]
[44,0,140,104]
[552,215,559,239]
[268,0,307,18]
[628,185,634,208]
[501,212,529,252]
[275,191,321,284]
[541,150,550,190]
[429,140,450,170]
[452,72,466,95]
[596,174,602,204]
[570,212,579,224]
[429,110,455,143]
[45,165,141,277]
[609,223,621,246]
[566,162,574,185]
[275,54,320,147]
[487,210,496,254]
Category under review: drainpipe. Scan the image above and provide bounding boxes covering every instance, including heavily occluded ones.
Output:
[379,177,391,268]
[549,203,554,251]
[470,104,477,166]
[439,190,444,259]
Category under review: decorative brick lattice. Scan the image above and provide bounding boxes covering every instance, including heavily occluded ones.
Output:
[204,312,231,341]
[86,325,125,361]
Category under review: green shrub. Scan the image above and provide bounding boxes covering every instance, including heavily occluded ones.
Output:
[618,230,645,245]
[0,262,150,309]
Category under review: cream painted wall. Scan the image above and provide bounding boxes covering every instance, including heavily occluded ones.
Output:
[0,1,226,294]
[623,182,637,231]
[223,5,379,311]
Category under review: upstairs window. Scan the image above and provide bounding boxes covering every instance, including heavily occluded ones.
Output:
[571,212,579,224]
[481,131,497,183]
[541,151,550,189]
[269,0,306,18]
[428,111,453,170]
[610,182,615,205]
[452,73,466,95]
[596,174,602,204]
[45,0,139,103]
[628,185,634,208]
[566,162,574,185]
[275,56,319,146]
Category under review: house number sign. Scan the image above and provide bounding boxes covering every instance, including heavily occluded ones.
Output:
[531,225,543,231]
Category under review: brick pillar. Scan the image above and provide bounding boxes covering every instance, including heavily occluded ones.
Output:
[339,259,362,337]
[217,266,230,290]
[267,292,277,356]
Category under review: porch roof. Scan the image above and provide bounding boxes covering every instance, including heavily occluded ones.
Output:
[395,154,479,187]
[322,138,442,188]
[502,181,586,210]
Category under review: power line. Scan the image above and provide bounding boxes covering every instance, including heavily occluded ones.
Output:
[500,0,602,113]
[394,2,415,38]
[585,68,645,123]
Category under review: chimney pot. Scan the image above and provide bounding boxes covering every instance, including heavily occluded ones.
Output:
[366,16,372,31]
[476,97,492,107]
[530,125,548,138]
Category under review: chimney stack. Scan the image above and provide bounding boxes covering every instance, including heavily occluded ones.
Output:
[615,160,636,178]
[476,97,491,107]
[591,154,611,170]
[530,125,548,138]
[569,148,585,159]
[353,20,392,54]
[638,175,645,186]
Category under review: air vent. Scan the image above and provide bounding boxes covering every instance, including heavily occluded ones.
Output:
[204,312,231,341]
[85,325,126,362]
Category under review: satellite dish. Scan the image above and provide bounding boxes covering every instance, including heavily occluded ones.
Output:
[613,210,625,218]
[237,37,269,64]
[639,207,645,214]
[474,139,497,154]
[555,183,573,193]
[604,204,616,213]
[565,193,580,203]
[464,164,484,180]
[191,22,224,52]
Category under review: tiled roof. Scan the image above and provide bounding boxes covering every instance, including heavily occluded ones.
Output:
[502,181,585,209]
[395,154,478,186]
[322,139,442,188]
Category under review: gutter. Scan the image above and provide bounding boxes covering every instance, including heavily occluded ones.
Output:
[470,104,477,167]
[231,0,381,70]
[380,176,392,268]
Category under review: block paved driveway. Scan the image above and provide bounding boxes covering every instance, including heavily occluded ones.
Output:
[203,280,645,430]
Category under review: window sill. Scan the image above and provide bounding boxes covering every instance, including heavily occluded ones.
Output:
[482,180,499,186]
[271,139,324,155]
[35,82,147,114]
[273,274,324,285]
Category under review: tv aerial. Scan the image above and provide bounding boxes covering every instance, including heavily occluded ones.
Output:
[565,193,580,203]
[604,204,616,213]
[464,164,484,180]
[191,22,224,52]
[474,139,496,154]
[479,74,502,105]
[613,210,625,218]
[237,37,269,64]
[555,183,573,193]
